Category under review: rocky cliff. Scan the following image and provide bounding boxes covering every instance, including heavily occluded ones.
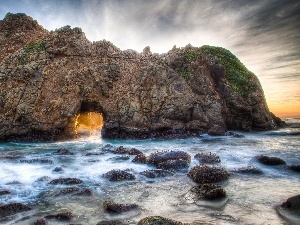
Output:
[0,13,278,141]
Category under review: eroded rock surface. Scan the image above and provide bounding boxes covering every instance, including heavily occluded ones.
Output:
[0,13,279,141]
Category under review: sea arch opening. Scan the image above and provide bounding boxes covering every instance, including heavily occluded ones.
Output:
[74,101,105,137]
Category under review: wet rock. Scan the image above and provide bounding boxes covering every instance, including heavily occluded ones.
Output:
[225,131,245,138]
[140,169,174,178]
[208,125,226,136]
[103,200,139,213]
[230,166,263,175]
[54,187,80,197]
[148,150,191,165]
[288,165,300,173]
[0,190,11,195]
[85,152,103,156]
[20,158,53,164]
[45,211,73,220]
[212,214,239,222]
[188,165,229,184]
[97,221,129,225]
[74,189,92,196]
[194,152,221,164]
[36,176,51,182]
[256,155,286,165]
[5,180,22,185]
[53,167,63,172]
[53,148,74,155]
[187,184,226,201]
[33,218,48,225]
[137,216,183,225]
[0,203,32,216]
[113,146,143,155]
[281,195,300,210]
[49,178,83,185]
[157,159,189,171]
[109,156,130,162]
[132,153,147,164]
[103,169,135,181]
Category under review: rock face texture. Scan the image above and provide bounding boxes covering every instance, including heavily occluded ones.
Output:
[0,13,278,141]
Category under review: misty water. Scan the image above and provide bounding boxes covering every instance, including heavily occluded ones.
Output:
[0,118,300,225]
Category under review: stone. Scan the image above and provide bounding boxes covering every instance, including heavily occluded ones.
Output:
[0,13,279,141]
[188,165,229,184]
[140,169,174,178]
[187,184,226,201]
[53,167,63,172]
[224,131,245,138]
[281,195,300,210]
[0,203,32,216]
[103,169,135,181]
[148,151,191,165]
[132,154,147,164]
[97,221,129,225]
[288,165,300,173]
[137,216,183,225]
[194,152,221,164]
[230,166,263,175]
[103,200,139,213]
[0,190,11,195]
[157,159,189,171]
[256,155,286,165]
[53,148,74,155]
[33,218,48,225]
[20,159,53,164]
[49,178,83,185]
[54,187,80,197]
[45,211,73,220]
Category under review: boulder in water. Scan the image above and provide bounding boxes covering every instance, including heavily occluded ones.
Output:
[148,150,191,165]
[103,200,139,213]
[157,159,189,171]
[137,216,183,225]
[188,165,229,183]
[194,152,221,164]
[103,169,135,181]
[45,211,73,221]
[288,165,300,173]
[140,169,174,178]
[52,148,74,155]
[0,190,11,195]
[230,166,263,175]
[0,203,32,216]
[132,153,147,164]
[33,218,48,225]
[256,155,286,165]
[49,178,83,185]
[281,195,300,210]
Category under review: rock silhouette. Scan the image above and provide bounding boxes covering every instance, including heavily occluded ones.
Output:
[0,13,278,141]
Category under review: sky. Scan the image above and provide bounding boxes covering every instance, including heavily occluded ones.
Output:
[1,0,299,118]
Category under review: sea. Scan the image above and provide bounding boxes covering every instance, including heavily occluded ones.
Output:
[0,118,299,225]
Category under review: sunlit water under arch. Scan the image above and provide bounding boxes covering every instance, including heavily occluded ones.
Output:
[0,118,299,224]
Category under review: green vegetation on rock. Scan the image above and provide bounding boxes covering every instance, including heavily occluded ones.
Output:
[18,40,46,64]
[199,45,257,96]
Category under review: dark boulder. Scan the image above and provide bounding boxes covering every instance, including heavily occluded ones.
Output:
[157,159,189,171]
[97,221,129,225]
[74,189,92,196]
[132,154,147,163]
[53,167,63,172]
[33,218,48,225]
[137,216,183,225]
[45,211,73,220]
[148,151,191,165]
[225,131,245,138]
[103,200,139,213]
[103,170,135,181]
[0,203,32,216]
[140,169,174,178]
[208,125,226,136]
[109,156,130,162]
[0,190,11,195]
[188,165,229,183]
[187,184,226,201]
[5,180,22,185]
[53,148,74,155]
[85,152,103,156]
[54,187,80,197]
[230,166,263,175]
[113,146,143,155]
[194,152,221,164]
[256,155,286,165]
[20,158,53,164]
[49,178,83,185]
[288,165,300,173]
[281,195,300,210]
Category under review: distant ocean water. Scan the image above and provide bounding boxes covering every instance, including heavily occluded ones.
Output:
[0,118,299,224]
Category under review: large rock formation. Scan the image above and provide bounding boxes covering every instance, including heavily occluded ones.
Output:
[0,13,278,141]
